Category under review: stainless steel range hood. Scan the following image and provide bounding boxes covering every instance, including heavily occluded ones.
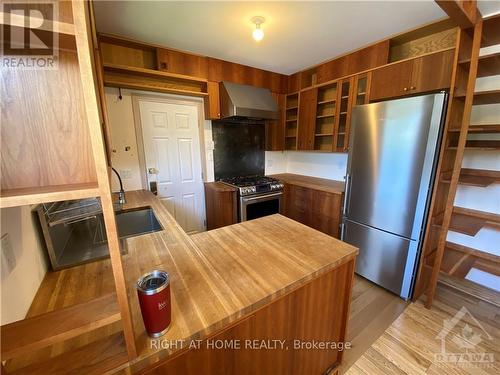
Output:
[219,81,279,120]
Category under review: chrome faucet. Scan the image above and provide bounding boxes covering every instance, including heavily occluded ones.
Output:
[111,167,126,205]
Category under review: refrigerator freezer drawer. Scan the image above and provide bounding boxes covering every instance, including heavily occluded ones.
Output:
[344,220,417,299]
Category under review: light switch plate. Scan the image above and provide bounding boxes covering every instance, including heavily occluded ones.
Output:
[1,233,17,276]
[205,140,215,151]
[119,169,133,179]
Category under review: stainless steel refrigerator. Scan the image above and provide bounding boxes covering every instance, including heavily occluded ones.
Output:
[341,93,447,300]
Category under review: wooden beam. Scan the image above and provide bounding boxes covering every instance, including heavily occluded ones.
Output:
[435,0,479,29]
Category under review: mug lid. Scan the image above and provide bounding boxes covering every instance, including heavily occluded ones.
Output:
[136,270,169,295]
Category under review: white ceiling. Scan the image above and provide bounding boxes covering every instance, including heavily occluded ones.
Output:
[94,1,461,75]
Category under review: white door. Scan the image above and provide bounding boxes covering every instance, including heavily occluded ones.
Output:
[138,99,205,234]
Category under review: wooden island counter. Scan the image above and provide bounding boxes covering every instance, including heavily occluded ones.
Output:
[8,191,357,375]
[120,191,358,374]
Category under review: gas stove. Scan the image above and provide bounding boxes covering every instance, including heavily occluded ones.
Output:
[220,175,284,196]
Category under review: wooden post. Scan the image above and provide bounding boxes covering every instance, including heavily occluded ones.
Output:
[425,19,483,308]
[71,0,137,358]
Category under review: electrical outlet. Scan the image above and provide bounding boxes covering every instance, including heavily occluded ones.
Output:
[1,233,17,276]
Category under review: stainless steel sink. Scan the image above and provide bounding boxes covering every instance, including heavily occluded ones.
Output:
[116,207,163,239]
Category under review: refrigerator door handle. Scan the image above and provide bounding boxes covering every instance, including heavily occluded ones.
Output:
[342,174,351,216]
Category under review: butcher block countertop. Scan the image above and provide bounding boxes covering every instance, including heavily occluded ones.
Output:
[121,190,357,371]
[20,190,357,373]
[203,181,237,192]
[270,173,345,195]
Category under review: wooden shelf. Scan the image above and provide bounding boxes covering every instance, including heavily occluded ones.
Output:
[285,135,297,138]
[103,77,209,98]
[446,241,500,264]
[1,293,121,361]
[103,63,209,98]
[448,206,500,236]
[459,52,500,77]
[318,99,336,105]
[315,133,333,137]
[447,140,500,150]
[473,89,500,105]
[339,111,348,115]
[448,124,500,133]
[441,168,500,188]
[318,100,335,105]
[286,118,298,122]
[0,183,100,209]
[103,63,207,83]
[481,13,500,48]
[7,332,128,375]
[316,114,335,119]
[438,273,500,308]
[286,106,298,110]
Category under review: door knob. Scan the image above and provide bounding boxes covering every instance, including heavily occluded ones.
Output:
[148,167,158,174]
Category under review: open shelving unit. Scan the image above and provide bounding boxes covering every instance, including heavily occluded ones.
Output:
[284,93,299,150]
[0,1,138,373]
[334,78,354,152]
[416,12,500,308]
[102,62,209,97]
[314,83,337,151]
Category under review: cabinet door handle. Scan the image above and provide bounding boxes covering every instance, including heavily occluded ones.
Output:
[410,86,416,90]
[403,87,408,91]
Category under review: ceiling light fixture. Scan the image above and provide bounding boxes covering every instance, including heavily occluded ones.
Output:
[251,16,265,42]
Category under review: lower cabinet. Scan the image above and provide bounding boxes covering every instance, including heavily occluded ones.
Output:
[283,183,343,238]
[204,182,237,230]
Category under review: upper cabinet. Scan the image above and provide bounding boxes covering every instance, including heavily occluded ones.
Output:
[370,49,454,101]
[265,93,286,151]
[156,48,208,78]
[297,88,318,150]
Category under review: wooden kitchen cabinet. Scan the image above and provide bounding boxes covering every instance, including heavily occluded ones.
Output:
[205,81,221,120]
[265,93,286,151]
[369,50,454,101]
[411,49,455,94]
[282,178,344,238]
[284,184,313,225]
[156,47,209,78]
[370,59,413,101]
[297,88,318,150]
[204,182,238,230]
[311,190,343,238]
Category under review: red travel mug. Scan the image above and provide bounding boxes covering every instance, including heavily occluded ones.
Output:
[136,270,171,338]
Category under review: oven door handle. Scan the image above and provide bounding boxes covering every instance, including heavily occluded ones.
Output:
[241,192,283,202]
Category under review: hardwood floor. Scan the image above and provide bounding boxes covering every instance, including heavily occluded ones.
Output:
[341,276,408,373]
[345,282,500,374]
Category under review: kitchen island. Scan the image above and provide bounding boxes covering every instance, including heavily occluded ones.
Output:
[11,190,357,375]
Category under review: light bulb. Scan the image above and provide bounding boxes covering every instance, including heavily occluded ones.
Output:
[252,27,264,41]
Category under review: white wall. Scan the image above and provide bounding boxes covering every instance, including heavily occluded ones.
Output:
[105,87,215,192]
[265,151,348,181]
[1,206,48,325]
